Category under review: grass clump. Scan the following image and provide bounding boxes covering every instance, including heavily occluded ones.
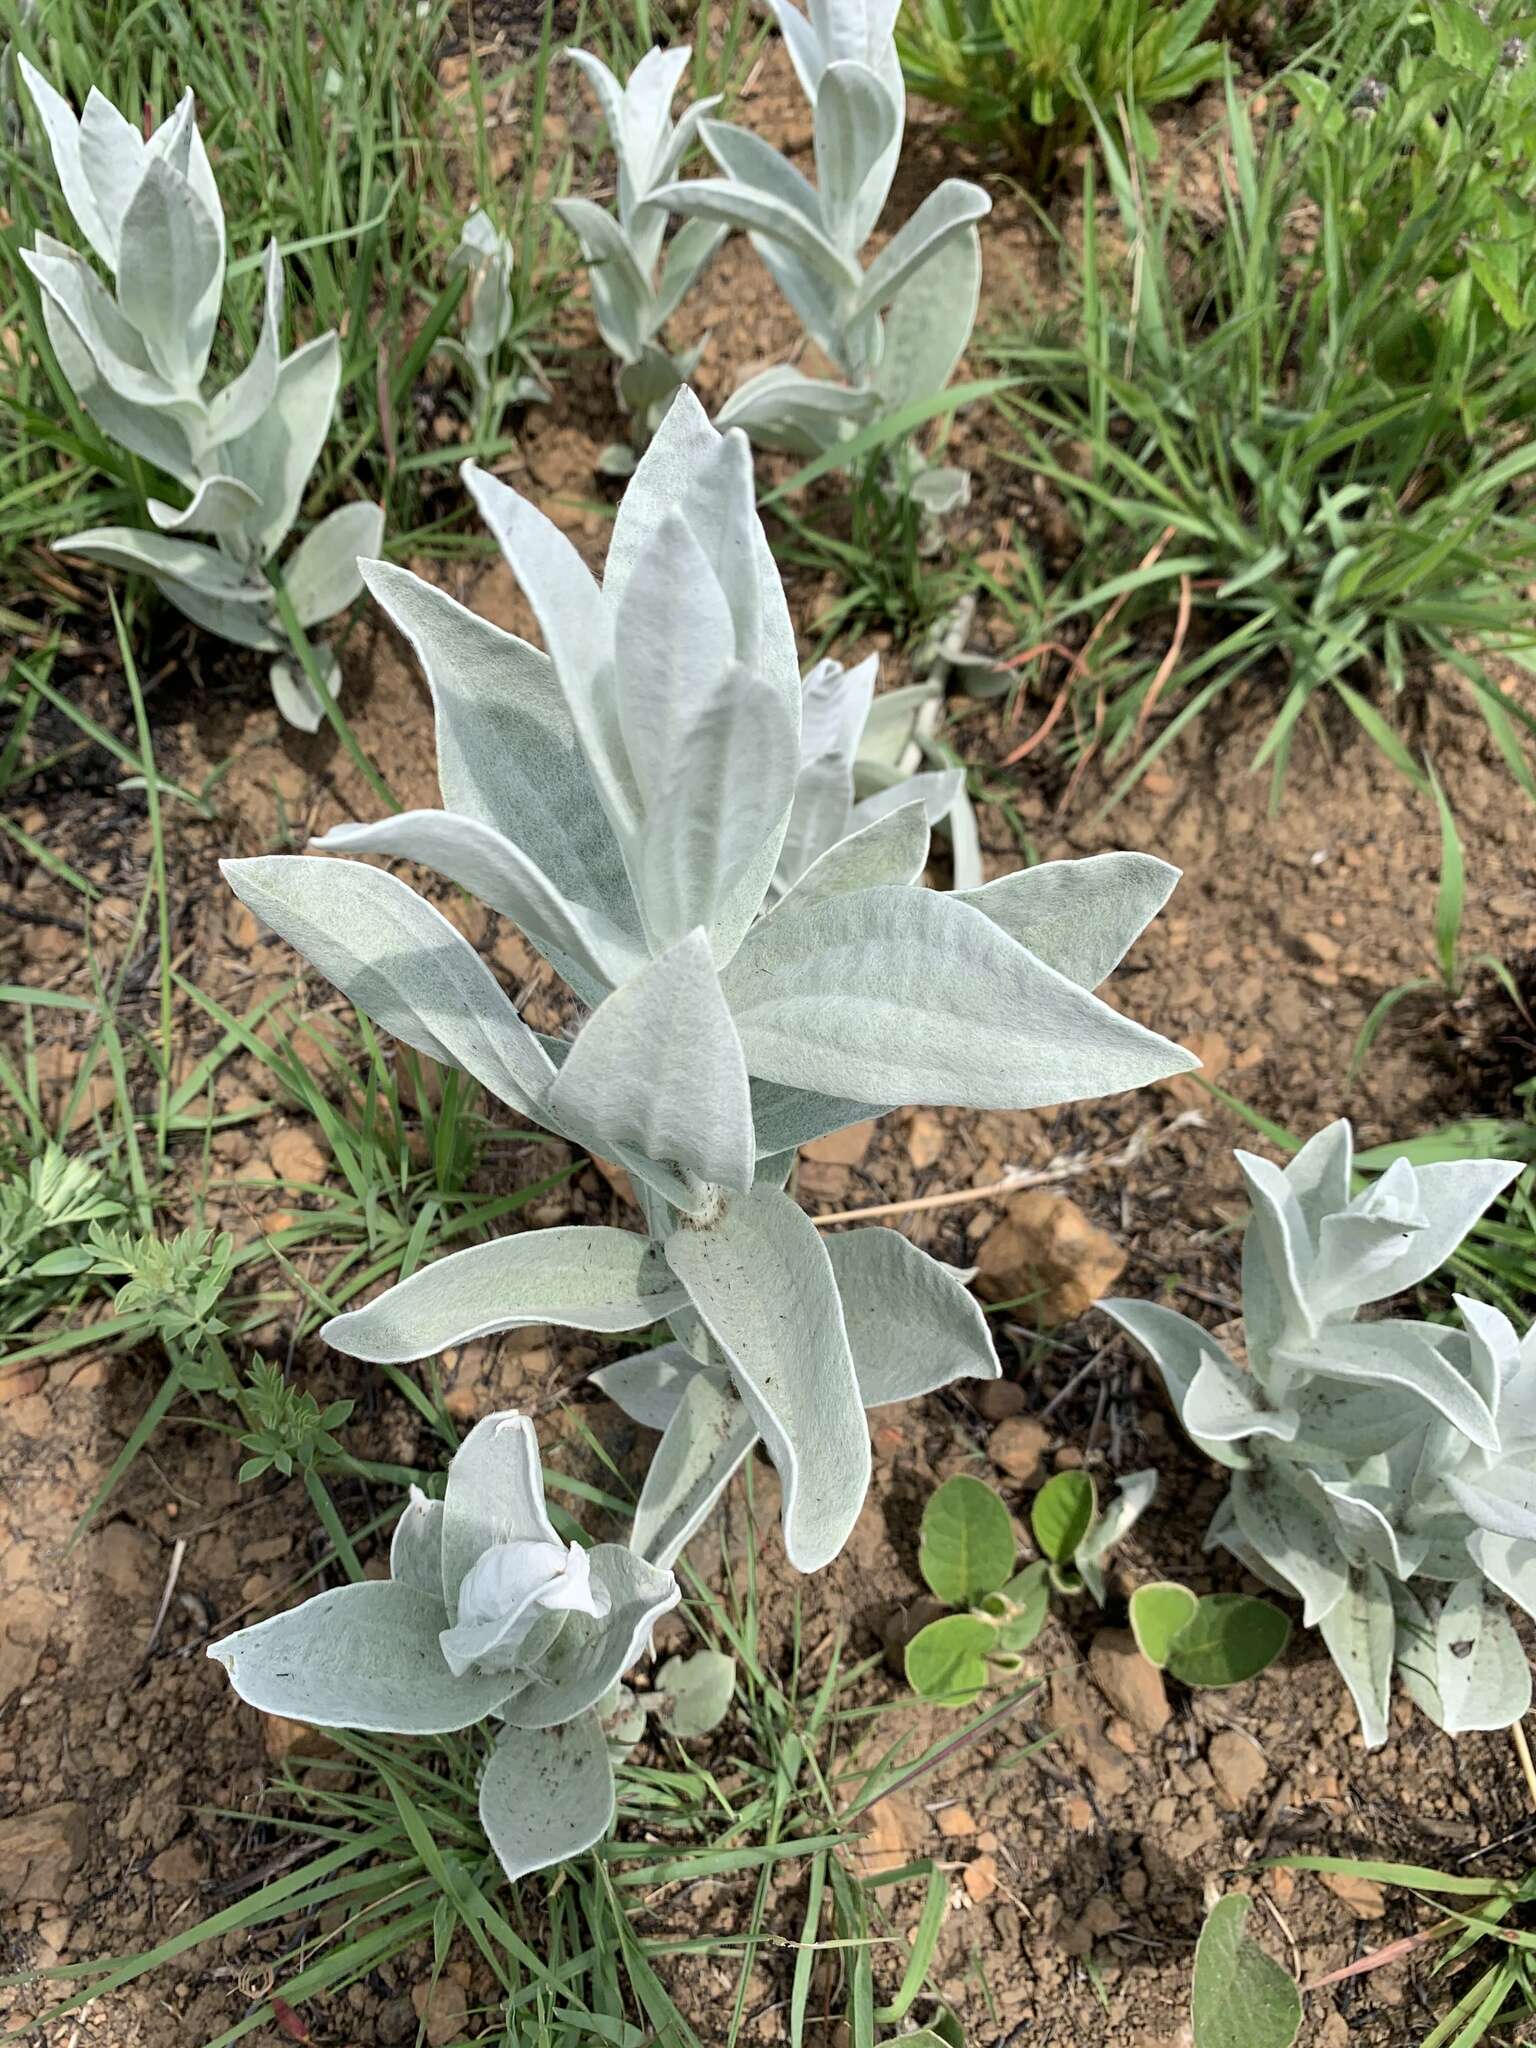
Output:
[990,37,1536,809]
[896,0,1232,177]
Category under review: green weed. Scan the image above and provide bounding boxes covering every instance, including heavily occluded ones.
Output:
[989,60,1536,810]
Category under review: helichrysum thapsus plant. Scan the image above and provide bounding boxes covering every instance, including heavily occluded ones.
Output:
[554,45,727,460]
[440,206,548,441]
[1105,1120,1532,1747]
[210,1412,678,1880]
[771,650,982,896]
[221,389,1196,1576]
[650,0,990,459]
[17,60,383,732]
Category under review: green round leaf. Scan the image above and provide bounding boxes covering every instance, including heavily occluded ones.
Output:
[1129,1581,1200,1669]
[918,1474,1016,1607]
[981,1560,1050,1653]
[1167,1594,1291,1689]
[1030,1469,1096,1565]
[1191,1894,1301,2048]
[904,1614,996,1706]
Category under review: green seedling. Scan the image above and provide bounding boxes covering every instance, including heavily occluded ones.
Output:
[904,1466,1154,1705]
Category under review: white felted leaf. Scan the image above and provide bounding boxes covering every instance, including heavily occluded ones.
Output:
[1467,1529,1536,1621]
[634,663,800,954]
[1183,1351,1299,1445]
[847,767,963,834]
[390,1488,446,1596]
[204,239,284,448]
[748,1077,889,1157]
[850,179,992,321]
[696,117,826,227]
[1305,1476,1427,1582]
[359,561,636,931]
[52,525,267,601]
[20,60,119,267]
[208,1580,516,1733]
[1076,1469,1157,1604]
[222,331,341,560]
[548,931,755,1190]
[1316,1160,1522,1314]
[665,1185,870,1572]
[654,217,730,325]
[871,223,980,415]
[1230,1465,1349,1627]
[721,887,1196,1111]
[615,515,736,800]
[1432,1579,1529,1732]
[440,1412,561,1616]
[593,1345,728,1431]
[462,460,633,834]
[77,87,145,257]
[669,427,800,713]
[442,1537,608,1678]
[35,283,198,480]
[220,855,556,1117]
[628,1368,758,1568]
[116,157,223,390]
[825,1226,999,1404]
[1234,1152,1318,1352]
[501,1545,680,1728]
[814,60,899,248]
[616,43,693,195]
[1317,1563,1396,1749]
[21,236,178,405]
[1446,1464,1536,1544]
[308,810,643,1009]
[322,1229,689,1366]
[479,1712,615,1881]
[1458,1295,1519,1422]
[268,648,342,734]
[951,854,1180,992]
[282,500,385,628]
[654,172,860,290]
[715,364,879,455]
[550,197,653,361]
[160,584,278,651]
[1281,1119,1354,1241]
[774,803,929,910]
[146,474,264,538]
[1100,1298,1253,1470]
[762,0,827,99]
[1296,1323,1499,1454]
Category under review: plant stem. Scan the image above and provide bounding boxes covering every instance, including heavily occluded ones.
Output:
[266,572,399,814]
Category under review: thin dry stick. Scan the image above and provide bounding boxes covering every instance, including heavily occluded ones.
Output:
[144,1535,188,1656]
[809,1165,1072,1229]
[1512,1719,1536,1811]
[810,1111,1208,1229]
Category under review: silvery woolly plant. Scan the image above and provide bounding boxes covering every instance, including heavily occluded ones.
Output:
[208,1413,679,1880]
[651,0,988,472]
[554,45,727,468]
[1105,1121,1531,1747]
[774,650,982,897]
[440,206,548,441]
[220,389,1197,1578]
[17,60,382,732]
